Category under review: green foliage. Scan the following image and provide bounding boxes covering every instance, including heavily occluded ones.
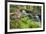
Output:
[10,5,41,15]
[10,15,41,29]
[10,5,41,29]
